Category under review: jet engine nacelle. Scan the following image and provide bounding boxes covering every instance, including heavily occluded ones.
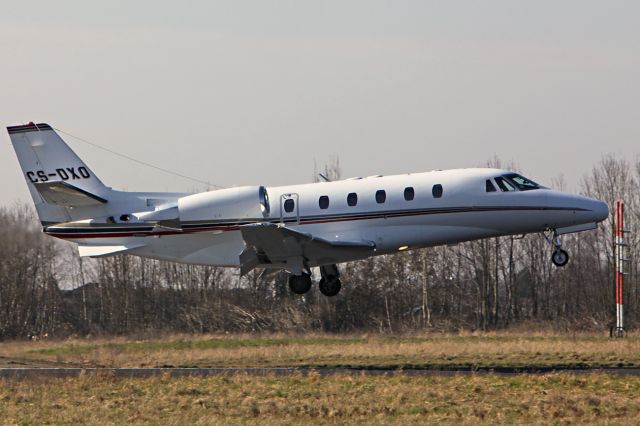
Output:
[178,186,270,222]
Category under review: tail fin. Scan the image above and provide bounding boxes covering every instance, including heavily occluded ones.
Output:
[7,122,112,224]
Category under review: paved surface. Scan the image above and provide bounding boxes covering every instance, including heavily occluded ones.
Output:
[2,366,640,378]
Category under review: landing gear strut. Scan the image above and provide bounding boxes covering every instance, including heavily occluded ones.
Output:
[319,264,341,297]
[545,230,569,267]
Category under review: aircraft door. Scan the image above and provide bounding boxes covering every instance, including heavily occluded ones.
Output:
[280,193,300,225]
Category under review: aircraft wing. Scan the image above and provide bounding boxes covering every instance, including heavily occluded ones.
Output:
[239,222,375,275]
[34,181,107,207]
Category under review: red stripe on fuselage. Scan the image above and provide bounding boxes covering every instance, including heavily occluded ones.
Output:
[45,206,585,240]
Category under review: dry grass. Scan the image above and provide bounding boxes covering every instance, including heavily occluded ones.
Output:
[1,372,639,424]
[2,332,639,369]
[2,333,640,424]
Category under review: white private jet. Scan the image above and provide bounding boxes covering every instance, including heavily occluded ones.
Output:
[8,123,608,297]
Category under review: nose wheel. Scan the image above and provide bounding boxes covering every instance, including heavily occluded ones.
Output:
[552,248,569,267]
[545,230,570,267]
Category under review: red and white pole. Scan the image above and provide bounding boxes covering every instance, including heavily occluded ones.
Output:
[614,200,625,337]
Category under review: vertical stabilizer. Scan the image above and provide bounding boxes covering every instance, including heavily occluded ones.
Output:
[7,122,112,224]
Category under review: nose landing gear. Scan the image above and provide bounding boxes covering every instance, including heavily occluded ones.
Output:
[552,248,569,267]
[545,230,570,267]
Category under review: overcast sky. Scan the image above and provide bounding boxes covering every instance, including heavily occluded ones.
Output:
[1,1,639,202]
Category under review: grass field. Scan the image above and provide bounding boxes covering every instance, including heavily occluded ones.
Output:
[2,372,639,424]
[2,332,639,369]
[2,332,639,424]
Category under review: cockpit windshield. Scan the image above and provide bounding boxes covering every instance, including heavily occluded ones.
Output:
[503,173,540,191]
[494,176,516,192]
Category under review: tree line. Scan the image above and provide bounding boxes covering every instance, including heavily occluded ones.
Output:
[0,155,637,339]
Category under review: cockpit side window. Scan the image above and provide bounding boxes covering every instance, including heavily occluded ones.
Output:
[503,173,540,191]
[494,176,515,192]
[485,180,497,192]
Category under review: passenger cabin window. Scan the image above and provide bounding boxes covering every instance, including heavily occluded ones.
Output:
[347,192,358,207]
[375,190,386,204]
[432,184,443,198]
[486,180,497,192]
[503,173,540,191]
[404,187,414,201]
[283,198,295,213]
[494,176,515,192]
[319,195,329,209]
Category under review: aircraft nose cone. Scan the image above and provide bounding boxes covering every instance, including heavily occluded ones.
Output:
[589,199,609,222]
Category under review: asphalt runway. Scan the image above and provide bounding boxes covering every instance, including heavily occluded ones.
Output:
[2,366,640,378]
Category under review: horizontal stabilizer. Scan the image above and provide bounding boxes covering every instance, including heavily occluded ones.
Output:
[78,243,146,258]
[34,181,107,207]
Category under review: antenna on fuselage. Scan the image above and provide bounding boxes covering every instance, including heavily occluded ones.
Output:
[54,127,225,189]
[318,173,331,182]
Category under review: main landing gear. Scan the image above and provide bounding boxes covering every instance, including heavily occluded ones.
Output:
[288,273,312,294]
[287,264,342,297]
[319,264,341,297]
[544,230,570,267]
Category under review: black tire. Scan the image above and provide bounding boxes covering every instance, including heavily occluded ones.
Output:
[319,277,341,297]
[288,274,312,294]
[551,249,569,267]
